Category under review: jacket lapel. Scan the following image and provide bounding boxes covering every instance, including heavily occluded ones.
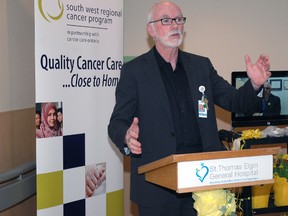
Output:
[181,52,202,114]
[143,49,173,125]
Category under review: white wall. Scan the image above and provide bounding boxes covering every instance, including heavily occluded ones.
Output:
[0,2,36,215]
[123,0,288,130]
[0,0,34,112]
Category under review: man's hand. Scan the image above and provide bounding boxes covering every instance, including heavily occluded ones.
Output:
[245,54,271,90]
[125,117,142,154]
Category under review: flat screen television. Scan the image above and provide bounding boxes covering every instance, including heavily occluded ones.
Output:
[231,71,288,128]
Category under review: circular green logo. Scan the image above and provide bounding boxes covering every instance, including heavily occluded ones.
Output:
[38,0,64,22]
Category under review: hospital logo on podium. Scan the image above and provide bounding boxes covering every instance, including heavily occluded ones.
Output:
[196,163,209,183]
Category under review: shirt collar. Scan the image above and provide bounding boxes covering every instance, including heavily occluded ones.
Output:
[153,46,182,70]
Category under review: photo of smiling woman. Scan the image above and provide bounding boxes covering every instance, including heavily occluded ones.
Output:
[36,102,63,138]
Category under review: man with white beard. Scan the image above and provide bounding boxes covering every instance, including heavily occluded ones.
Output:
[108,1,271,215]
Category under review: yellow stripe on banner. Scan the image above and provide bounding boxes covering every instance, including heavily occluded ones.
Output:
[106,189,124,216]
[37,171,63,210]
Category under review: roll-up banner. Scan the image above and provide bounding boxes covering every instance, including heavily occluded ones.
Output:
[35,0,123,215]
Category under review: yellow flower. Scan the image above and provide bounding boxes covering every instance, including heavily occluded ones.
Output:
[283,154,288,160]
[233,129,262,150]
[274,154,288,180]
[193,189,236,216]
[241,129,262,140]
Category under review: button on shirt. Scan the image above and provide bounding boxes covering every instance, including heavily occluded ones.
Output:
[154,47,202,154]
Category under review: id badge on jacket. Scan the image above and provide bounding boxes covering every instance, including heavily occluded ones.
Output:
[198,85,208,118]
[198,100,207,118]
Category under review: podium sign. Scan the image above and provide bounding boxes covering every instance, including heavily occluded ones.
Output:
[139,147,280,193]
[178,155,272,192]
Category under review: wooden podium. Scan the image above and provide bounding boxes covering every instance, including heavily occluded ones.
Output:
[138,147,280,193]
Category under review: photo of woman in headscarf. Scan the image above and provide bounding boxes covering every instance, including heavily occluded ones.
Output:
[36,102,62,138]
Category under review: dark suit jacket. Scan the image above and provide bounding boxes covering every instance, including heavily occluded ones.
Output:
[263,94,281,116]
[108,48,260,207]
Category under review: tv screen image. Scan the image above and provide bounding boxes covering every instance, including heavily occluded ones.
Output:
[231,71,288,128]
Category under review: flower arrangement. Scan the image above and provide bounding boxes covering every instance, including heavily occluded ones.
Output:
[274,154,288,179]
[232,129,262,150]
[193,189,237,216]
[232,129,268,211]
[233,129,288,208]
[192,129,263,215]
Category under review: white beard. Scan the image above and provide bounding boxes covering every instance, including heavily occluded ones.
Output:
[153,28,184,48]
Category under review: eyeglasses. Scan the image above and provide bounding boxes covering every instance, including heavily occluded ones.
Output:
[149,17,186,26]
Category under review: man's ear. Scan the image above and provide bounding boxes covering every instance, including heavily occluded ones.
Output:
[146,24,154,38]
